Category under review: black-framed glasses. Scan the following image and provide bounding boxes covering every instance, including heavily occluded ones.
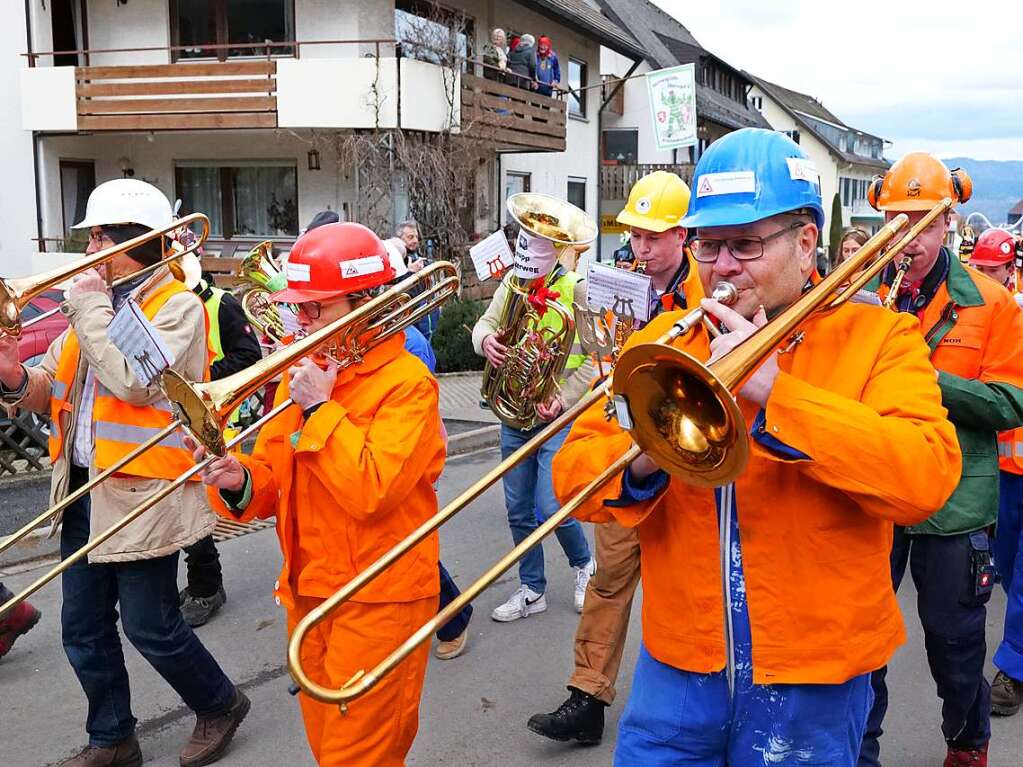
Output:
[295,301,321,320]
[690,221,808,263]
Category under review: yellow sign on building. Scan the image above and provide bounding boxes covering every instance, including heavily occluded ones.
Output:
[601,214,626,234]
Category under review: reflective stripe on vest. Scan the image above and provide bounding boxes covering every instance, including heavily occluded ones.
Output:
[999,428,1023,475]
[532,271,587,376]
[204,287,226,364]
[49,280,205,480]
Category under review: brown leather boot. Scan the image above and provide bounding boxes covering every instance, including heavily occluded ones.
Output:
[60,736,143,767]
[179,688,250,767]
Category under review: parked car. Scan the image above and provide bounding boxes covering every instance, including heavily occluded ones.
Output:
[18,288,68,366]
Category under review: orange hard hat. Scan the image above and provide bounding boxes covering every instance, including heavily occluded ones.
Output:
[867,152,972,212]
[969,228,1016,267]
[272,222,395,303]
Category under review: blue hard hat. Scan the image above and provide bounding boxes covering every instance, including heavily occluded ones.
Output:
[681,128,825,230]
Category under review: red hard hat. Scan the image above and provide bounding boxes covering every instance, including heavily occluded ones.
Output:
[969,228,1016,267]
[272,222,395,303]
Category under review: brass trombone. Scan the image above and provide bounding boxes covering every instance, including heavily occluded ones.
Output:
[0,262,459,619]
[0,213,210,338]
[287,202,953,707]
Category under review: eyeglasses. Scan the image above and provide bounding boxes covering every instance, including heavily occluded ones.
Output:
[690,221,808,263]
[295,301,321,320]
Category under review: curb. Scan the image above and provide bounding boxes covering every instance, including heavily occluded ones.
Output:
[447,424,500,456]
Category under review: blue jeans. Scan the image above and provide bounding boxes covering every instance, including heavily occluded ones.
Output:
[61,468,236,746]
[499,423,591,594]
[994,471,1023,680]
[616,645,873,766]
[436,561,473,642]
[859,527,992,765]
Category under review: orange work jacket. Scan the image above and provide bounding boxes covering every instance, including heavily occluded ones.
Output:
[208,333,445,609]
[49,279,202,480]
[553,301,961,685]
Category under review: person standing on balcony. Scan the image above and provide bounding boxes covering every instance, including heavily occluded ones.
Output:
[176,253,262,629]
[0,179,248,767]
[536,36,561,97]
[482,27,508,82]
[507,34,538,91]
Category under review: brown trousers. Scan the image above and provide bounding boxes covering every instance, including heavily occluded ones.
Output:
[567,519,641,704]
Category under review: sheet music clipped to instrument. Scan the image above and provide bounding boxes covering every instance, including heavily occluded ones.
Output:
[107,299,175,386]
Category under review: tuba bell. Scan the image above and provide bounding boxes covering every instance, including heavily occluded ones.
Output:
[234,241,291,344]
[481,193,598,431]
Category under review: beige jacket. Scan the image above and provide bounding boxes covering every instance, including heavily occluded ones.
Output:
[9,268,214,563]
[472,272,597,409]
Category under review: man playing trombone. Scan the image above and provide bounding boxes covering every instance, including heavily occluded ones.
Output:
[0,179,247,767]
[190,222,445,767]
[552,129,962,766]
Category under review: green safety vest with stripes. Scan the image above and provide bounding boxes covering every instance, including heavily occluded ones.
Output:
[531,270,587,380]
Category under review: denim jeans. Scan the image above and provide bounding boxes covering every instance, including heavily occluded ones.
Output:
[499,423,591,594]
[60,467,236,746]
[859,527,992,765]
[436,561,473,642]
[994,471,1023,680]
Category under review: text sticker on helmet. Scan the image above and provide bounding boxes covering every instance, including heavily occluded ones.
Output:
[787,158,820,188]
[696,171,755,197]
[341,256,385,278]
[287,262,311,282]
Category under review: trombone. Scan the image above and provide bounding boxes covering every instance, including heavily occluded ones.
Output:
[0,262,459,619]
[287,202,952,707]
[0,214,210,556]
[0,213,210,338]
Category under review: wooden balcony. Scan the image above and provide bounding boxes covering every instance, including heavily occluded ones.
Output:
[460,73,567,153]
[601,163,695,200]
[75,60,278,131]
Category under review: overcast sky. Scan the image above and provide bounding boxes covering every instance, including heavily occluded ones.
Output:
[652,0,1023,161]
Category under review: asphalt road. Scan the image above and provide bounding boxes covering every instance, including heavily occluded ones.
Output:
[1,447,1020,766]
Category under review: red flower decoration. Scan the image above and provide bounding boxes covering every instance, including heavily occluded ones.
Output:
[527,278,560,317]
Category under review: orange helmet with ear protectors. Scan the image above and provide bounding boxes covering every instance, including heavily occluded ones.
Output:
[867,152,972,212]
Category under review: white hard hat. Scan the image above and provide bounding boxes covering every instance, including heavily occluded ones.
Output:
[180,252,203,291]
[73,179,174,231]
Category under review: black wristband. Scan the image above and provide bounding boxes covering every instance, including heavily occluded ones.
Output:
[303,401,325,420]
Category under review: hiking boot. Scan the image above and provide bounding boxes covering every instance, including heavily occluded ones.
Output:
[527,687,605,745]
[59,736,143,767]
[991,670,1023,716]
[0,600,42,659]
[179,688,250,767]
[944,743,988,767]
[491,586,546,622]
[180,587,226,628]
[435,627,469,660]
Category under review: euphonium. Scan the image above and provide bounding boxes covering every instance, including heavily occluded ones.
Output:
[481,193,598,431]
[234,240,290,344]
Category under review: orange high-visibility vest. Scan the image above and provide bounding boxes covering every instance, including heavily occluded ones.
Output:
[998,430,1023,475]
[49,280,207,480]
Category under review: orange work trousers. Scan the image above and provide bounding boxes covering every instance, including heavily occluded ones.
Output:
[568,519,641,704]
[287,594,437,766]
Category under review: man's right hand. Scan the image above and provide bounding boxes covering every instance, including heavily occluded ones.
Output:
[0,335,25,390]
[482,333,508,367]
[184,435,246,492]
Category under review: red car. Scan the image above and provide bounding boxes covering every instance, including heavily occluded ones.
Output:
[18,289,68,366]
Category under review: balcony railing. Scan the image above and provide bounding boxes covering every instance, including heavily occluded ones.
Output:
[601,163,694,200]
[460,73,567,152]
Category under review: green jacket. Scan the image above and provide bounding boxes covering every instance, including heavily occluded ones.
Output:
[870,251,1023,534]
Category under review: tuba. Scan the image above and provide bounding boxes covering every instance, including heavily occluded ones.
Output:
[481,194,598,431]
[234,240,290,344]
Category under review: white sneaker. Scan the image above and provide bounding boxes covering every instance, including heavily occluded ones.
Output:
[574,559,596,613]
[491,586,547,622]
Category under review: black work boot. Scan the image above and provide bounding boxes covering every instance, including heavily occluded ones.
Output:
[527,687,605,745]
[992,670,1023,716]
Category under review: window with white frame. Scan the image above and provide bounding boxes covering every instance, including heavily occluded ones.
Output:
[567,59,588,118]
[567,177,587,212]
[175,161,299,238]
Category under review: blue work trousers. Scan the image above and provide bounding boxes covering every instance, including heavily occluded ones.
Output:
[436,561,473,642]
[499,423,591,594]
[859,527,992,766]
[60,468,236,746]
[994,471,1023,680]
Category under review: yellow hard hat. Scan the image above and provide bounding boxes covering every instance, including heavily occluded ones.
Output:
[616,170,691,233]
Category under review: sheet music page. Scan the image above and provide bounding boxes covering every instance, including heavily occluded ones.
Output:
[107,299,175,386]
[468,230,514,281]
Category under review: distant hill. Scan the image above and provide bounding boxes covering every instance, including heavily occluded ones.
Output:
[940,158,1023,225]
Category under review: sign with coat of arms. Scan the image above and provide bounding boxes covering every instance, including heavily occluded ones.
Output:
[646,63,697,151]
